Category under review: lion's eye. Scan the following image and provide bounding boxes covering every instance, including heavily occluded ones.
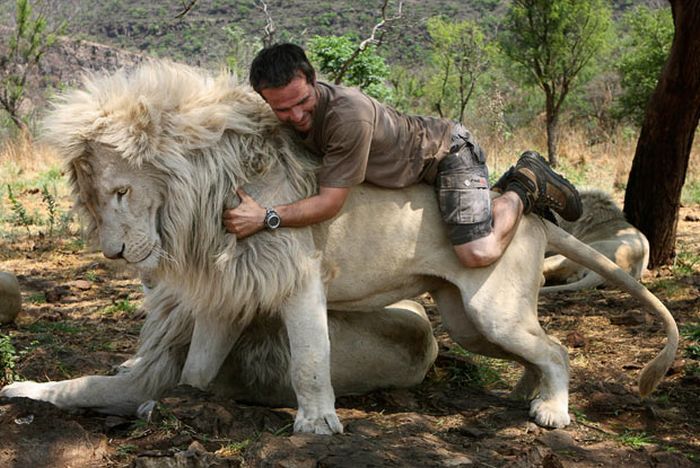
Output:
[116,187,129,201]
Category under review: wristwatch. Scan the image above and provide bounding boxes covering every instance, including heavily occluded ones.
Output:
[264,207,281,230]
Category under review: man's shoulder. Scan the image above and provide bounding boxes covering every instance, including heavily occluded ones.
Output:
[318,81,375,122]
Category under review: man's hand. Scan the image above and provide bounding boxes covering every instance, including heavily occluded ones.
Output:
[223,189,267,239]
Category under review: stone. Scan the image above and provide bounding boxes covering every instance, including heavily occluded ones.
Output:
[0,271,22,324]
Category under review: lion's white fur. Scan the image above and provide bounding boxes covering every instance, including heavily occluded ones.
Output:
[46,61,321,325]
[541,189,650,293]
[1,61,678,433]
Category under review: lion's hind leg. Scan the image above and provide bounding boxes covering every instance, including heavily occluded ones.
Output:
[434,285,544,403]
[447,219,571,428]
[465,292,570,428]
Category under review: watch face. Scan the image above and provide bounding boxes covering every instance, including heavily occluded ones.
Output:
[265,209,281,230]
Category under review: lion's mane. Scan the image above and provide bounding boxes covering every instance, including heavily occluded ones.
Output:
[556,189,632,238]
[42,61,320,339]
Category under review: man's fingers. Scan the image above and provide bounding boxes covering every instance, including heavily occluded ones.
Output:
[236,188,251,201]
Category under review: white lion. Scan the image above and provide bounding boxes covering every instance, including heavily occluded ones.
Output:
[0,61,678,434]
[541,189,650,293]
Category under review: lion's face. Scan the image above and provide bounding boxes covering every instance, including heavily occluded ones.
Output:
[79,144,165,273]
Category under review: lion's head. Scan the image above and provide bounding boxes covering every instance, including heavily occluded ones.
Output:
[74,142,165,271]
[42,60,318,317]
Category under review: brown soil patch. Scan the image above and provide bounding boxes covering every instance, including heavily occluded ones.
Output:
[0,204,698,467]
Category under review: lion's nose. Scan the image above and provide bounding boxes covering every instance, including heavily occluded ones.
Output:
[103,243,126,260]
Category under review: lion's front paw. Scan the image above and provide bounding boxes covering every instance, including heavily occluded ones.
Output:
[1,381,42,399]
[294,410,343,435]
[529,397,571,428]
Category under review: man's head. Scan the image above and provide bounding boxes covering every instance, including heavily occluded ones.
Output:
[249,43,318,133]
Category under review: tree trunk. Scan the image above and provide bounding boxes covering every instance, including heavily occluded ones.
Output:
[9,112,30,138]
[623,0,700,267]
[545,93,559,167]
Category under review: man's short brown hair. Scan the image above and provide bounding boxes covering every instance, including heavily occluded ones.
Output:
[249,43,316,94]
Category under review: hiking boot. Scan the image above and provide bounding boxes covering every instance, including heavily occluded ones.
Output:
[505,151,582,221]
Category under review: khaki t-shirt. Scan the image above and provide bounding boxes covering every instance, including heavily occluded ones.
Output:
[300,82,453,188]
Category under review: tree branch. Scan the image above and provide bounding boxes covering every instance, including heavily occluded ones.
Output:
[256,0,276,47]
[175,0,198,19]
[334,0,403,84]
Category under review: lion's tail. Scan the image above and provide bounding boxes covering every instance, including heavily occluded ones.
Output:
[543,220,679,397]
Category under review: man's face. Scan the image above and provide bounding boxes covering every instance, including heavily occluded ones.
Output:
[260,74,317,133]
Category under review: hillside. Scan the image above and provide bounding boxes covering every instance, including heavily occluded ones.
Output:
[0,0,669,132]
[1,0,664,70]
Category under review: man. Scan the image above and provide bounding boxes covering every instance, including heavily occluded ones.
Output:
[223,43,581,268]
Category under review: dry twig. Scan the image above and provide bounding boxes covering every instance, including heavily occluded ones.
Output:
[334,0,403,84]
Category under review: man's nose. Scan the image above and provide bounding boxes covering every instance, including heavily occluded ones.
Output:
[290,106,303,121]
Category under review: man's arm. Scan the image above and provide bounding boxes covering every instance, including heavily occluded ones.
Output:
[222,186,350,239]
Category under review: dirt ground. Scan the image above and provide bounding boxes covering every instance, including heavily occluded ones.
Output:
[0,198,699,467]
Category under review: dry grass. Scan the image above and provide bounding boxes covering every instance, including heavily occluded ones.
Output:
[0,136,71,240]
[0,124,698,201]
[0,133,61,177]
[476,123,700,200]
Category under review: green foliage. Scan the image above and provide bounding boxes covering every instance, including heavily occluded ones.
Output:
[223,25,260,79]
[446,345,507,388]
[426,16,492,122]
[27,292,45,303]
[0,0,61,131]
[116,444,138,456]
[618,430,654,449]
[388,64,427,114]
[0,334,18,385]
[501,0,613,89]
[307,34,392,102]
[682,180,700,205]
[104,299,138,315]
[217,439,252,457]
[41,184,56,236]
[500,0,613,163]
[7,184,32,233]
[672,250,699,278]
[681,323,700,360]
[615,6,673,125]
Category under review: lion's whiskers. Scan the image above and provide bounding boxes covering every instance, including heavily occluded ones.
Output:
[153,245,175,264]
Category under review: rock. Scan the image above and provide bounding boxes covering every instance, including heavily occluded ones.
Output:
[565,331,587,348]
[667,358,686,375]
[71,279,93,291]
[0,271,22,324]
[684,214,700,222]
[443,454,473,466]
[536,429,578,452]
[609,309,652,326]
[45,286,70,303]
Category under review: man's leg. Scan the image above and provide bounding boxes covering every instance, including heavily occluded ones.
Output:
[436,126,581,268]
[453,191,523,267]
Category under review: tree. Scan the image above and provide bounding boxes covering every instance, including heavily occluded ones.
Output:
[0,0,58,134]
[500,0,612,166]
[224,25,260,79]
[307,34,392,102]
[616,5,674,125]
[623,1,700,267]
[426,17,491,123]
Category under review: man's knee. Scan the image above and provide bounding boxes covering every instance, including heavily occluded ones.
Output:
[454,238,499,268]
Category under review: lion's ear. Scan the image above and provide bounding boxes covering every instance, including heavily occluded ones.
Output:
[112,96,163,165]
